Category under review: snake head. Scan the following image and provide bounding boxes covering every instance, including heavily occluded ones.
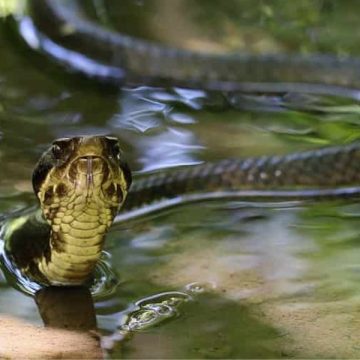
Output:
[32,136,132,223]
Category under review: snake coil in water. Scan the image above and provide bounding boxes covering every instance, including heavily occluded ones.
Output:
[15,0,360,98]
[2,136,360,286]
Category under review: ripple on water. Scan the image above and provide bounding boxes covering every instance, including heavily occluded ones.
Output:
[0,238,121,298]
[102,281,215,351]
[136,127,204,171]
[109,87,170,132]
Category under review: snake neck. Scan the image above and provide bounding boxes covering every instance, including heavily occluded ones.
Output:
[37,188,115,285]
[3,189,116,286]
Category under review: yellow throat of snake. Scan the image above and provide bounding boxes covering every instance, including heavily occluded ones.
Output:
[32,136,131,285]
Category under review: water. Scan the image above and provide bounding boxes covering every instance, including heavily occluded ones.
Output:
[1,0,360,358]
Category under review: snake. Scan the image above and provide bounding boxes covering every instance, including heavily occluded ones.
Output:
[2,136,131,286]
[2,135,360,286]
[12,0,360,98]
[3,3,360,285]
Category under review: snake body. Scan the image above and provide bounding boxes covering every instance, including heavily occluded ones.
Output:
[123,142,360,211]
[19,0,360,96]
[3,136,360,286]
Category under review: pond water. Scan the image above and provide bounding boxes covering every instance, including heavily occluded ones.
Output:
[1,0,360,358]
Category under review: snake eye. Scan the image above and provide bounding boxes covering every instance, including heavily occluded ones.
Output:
[105,136,121,159]
[52,144,62,159]
[113,143,121,160]
[51,138,72,160]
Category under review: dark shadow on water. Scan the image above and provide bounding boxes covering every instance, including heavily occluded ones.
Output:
[35,286,97,331]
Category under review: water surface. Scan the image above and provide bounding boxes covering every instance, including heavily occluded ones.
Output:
[1,1,360,358]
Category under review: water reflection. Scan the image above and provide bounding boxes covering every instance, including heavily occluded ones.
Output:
[34,282,223,357]
[136,127,203,171]
[110,87,170,132]
[35,286,97,331]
